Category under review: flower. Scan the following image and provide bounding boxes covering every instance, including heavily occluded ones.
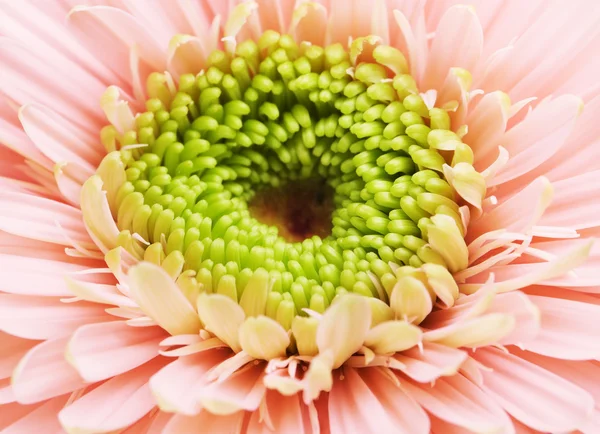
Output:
[1,0,599,432]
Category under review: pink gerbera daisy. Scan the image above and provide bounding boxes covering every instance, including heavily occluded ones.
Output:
[1,0,599,433]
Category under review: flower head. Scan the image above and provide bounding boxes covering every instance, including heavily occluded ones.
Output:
[1,1,599,433]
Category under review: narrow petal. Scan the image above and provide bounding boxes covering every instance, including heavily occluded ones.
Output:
[2,395,68,434]
[329,367,428,434]
[58,359,166,434]
[12,337,84,404]
[364,320,421,354]
[0,294,112,340]
[423,5,483,90]
[473,348,594,432]
[247,392,311,434]
[196,293,245,352]
[524,295,600,360]
[423,313,515,349]
[317,295,371,369]
[150,350,229,415]
[163,410,244,434]
[66,321,165,382]
[198,363,266,416]
[80,175,120,253]
[238,316,289,360]
[402,373,512,433]
[393,342,468,383]
[128,262,201,336]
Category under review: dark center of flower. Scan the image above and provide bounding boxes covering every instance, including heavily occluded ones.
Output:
[97,31,477,327]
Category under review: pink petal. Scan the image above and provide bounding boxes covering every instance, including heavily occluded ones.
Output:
[0,331,37,378]
[149,350,229,415]
[198,363,266,415]
[472,347,594,432]
[12,337,85,404]
[329,367,423,434]
[2,395,68,434]
[0,401,43,431]
[489,95,582,187]
[19,103,102,170]
[290,2,328,46]
[361,368,430,434]
[0,254,89,296]
[66,6,165,71]
[0,192,94,248]
[523,295,600,360]
[401,373,512,433]
[67,321,166,383]
[59,358,167,434]
[468,176,553,241]
[423,5,483,90]
[163,409,245,434]
[393,342,468,383]
[0,294,113,340]
[247,392,311,434]
[539,170,600,231]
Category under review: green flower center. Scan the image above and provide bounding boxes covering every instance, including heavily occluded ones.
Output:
[97,32,479,331]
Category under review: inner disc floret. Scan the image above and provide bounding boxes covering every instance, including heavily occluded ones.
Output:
[91,31,482,341]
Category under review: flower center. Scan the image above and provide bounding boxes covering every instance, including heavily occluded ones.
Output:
[93,32,482,332]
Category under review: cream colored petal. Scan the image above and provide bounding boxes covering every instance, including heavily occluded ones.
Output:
[443,163,486,212]
[367,297,394,327]
[100,86,135,133]
[95,152,126,217]
[223,1,259,53]
[349,35,382,65]
[390,277,432,324]
[264,372,304,396]
[239,268,270,318]
[424,313,515,348]
[197,293,245,352]
[128,262,201,336]
[167,34,206,78]
[292,316,319,356]
[303,350,334,404]
[426,214,469,273]
[80,175,120,253]
[421,263,459,308]
[239,316,289,360]
[365,320,422,354]
[316,295,371,369]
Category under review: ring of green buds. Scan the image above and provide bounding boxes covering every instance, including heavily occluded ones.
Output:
[85,31,486,354]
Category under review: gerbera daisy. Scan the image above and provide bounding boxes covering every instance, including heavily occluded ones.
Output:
[1,0,599,432]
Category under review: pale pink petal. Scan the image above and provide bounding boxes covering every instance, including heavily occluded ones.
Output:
[423,5,483,90]
[539,171,600,231]
[12,337,85,404]
[0,331,38,379]
[393,342,468,383]
[473,347,594,432]
[149,350,229,415]
[0,254,89,296]
[520,295,600,360]
[247,392,312,434]
[290,2,328,46]
[67,321,166,383]
[2,395,68,434]
[488,95,582,187]
[19,103,103,170]
[66,6,166,71]
[0,294,113,340]
[0,192,95,248]
[329,367,419,434]
[401,373,512,433]
[59,358,167,434]
[360,368,430,434]
[162,409,245,434]
[198,363,266,415]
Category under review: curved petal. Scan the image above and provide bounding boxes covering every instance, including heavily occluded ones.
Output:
[393,342,467,383]
[66,321,165,382]
[473,347,594,432]
[128,262,201,336]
